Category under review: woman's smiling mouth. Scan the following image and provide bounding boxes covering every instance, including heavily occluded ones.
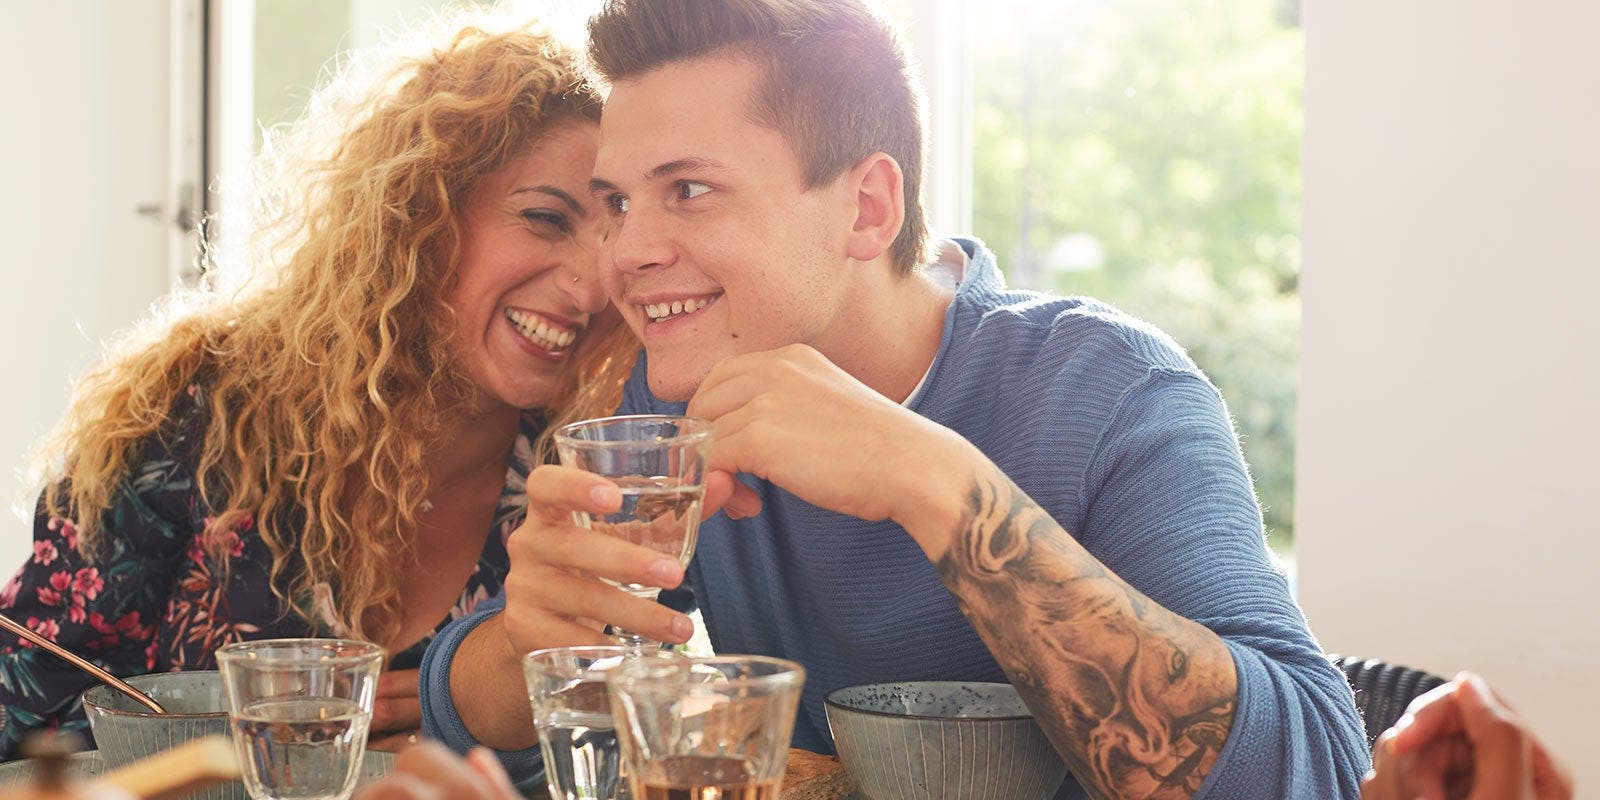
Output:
[505,307,578,351]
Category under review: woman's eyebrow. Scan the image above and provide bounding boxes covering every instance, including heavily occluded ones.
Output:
[512,185,587,217]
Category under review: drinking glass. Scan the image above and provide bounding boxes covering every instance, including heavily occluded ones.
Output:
[215,639,384,800]
[523,646,680,800]
[606,655,805,799]
[554,415,713,651]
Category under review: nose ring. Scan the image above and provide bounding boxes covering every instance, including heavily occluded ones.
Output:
[570,273,581,284]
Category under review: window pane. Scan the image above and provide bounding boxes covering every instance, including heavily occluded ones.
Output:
[251,0,495,150]
[969,0,1303,552]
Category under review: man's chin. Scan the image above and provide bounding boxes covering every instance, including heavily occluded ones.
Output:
[645,368,703,404]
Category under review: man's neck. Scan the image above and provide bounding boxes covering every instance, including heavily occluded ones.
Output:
[813,243,964,403]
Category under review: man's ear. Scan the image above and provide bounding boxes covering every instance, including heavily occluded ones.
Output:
[843,152,906,263]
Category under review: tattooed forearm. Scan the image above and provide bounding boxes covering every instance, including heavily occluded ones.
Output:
[935,468,1238,800]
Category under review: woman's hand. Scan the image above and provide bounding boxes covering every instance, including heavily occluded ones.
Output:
[499,464,738,654]
[366,669,423,753]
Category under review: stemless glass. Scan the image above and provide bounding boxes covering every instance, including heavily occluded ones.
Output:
[215,639,384,800]
[523,646,680,800]
[553,415,713,651]
[606,655,805,799]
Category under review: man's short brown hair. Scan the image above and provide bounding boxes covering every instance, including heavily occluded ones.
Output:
[587,0,931,275]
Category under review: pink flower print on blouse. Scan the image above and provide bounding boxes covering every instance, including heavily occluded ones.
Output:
[25,616,60,643]
[59,519,78,551]
[32,541,57,566]
[36,571,72,606]
[72,568,104,601]
[0,578,19,608]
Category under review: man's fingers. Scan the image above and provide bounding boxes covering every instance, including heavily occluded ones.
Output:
[1391,679,1466,753]
[723,480,762,519]
[1532,739,1576,800]
[1454,673,1535,800]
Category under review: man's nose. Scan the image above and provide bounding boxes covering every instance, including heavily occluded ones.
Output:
[605,206,674,275]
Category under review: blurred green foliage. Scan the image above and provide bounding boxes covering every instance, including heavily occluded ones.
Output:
[969,0,1303,550]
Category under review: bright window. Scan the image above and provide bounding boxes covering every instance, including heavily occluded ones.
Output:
[222,0,1303,552]
[955,0,1304,552]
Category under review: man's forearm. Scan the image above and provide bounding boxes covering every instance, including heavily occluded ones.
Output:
[448,614,539,751]
[929,466,1238,800]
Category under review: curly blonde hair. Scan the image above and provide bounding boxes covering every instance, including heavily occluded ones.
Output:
[35,13,637,647]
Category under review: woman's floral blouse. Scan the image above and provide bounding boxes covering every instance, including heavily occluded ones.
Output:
[0,386,535,759]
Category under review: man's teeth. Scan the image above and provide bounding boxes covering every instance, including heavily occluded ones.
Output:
[505,308,576,350]
[644,297,712,321]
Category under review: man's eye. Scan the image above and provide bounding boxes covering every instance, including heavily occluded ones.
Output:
[677,181,711,200]
[606,194,630,215]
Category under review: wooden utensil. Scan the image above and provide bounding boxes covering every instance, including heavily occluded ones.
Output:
[0,613,167,714]
[92,736,241,800]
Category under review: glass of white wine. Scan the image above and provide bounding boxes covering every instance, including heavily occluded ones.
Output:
[606,655,805,800]
[215,638,384,800]
[554,415,713,652]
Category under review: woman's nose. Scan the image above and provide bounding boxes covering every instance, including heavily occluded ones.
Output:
[560,256,608,314]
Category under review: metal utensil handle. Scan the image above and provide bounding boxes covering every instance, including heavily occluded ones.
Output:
[0,611,167,714]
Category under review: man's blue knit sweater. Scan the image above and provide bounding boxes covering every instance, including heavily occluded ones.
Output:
[421,238,1369,798]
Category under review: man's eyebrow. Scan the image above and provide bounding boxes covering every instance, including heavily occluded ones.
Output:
[647,157,730,180]
[588,158,731,196]
[511,185,587,217]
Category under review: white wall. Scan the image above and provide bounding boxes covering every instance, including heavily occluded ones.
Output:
[1298,0,1600,788]
[0,5,173,572]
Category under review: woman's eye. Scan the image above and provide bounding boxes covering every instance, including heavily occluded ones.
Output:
[606,193,630,215]
[521,210,571,232]
[677,181,711,201]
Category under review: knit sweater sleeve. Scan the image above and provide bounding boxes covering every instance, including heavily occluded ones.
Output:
[1076,367,1369,798]
[417,595,546,791]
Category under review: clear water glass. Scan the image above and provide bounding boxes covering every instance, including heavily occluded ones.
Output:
[553,415,713,651]
[215,639,383,800]
[524,646,679,800]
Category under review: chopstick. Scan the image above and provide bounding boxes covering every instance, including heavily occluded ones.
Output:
[92,736,242,800]
[0,612,167,714]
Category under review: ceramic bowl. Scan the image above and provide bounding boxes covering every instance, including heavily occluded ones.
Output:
[82,671,240,800]
[82,671,230,767]
[824,681,1067,800]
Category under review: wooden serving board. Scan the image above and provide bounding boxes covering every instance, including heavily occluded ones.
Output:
[782,748,857,800]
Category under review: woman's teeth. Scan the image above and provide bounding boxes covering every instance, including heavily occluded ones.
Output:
[644,296,712,322]
[505,308,576,350]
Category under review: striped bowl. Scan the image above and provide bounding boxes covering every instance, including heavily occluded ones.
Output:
[824,682,1067,800]
[82,671,240,800]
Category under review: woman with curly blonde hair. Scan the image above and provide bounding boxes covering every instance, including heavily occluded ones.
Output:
[0,12,633,755]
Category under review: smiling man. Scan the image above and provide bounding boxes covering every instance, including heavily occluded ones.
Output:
[418,1,1369,797]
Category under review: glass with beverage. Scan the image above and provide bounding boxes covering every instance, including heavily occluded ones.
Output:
[553,415,713,651]
[215,639,384,800]
[523,646,680,800]
[606,655,805,800]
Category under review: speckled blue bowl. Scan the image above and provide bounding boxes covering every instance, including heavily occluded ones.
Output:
[824,682,1067,800]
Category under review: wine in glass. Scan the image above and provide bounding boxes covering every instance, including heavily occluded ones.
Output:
[554,415,712,651]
